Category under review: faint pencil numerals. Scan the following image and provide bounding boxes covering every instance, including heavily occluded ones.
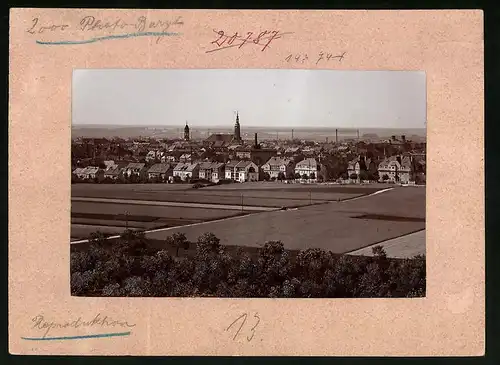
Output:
[285,53,309,64]
[285,51,346,65]
[225,312,260,342]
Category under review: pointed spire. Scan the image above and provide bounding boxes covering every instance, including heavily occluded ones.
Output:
[184,120,190,141]
[234,110,241,142]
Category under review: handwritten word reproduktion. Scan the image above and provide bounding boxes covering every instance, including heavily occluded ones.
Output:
[27,313,136,339]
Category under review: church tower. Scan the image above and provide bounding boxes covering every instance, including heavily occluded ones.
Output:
[184,121,190,141]
[234,112,241,142]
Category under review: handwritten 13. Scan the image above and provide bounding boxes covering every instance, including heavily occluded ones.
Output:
[207,29,293,53]
[226,312,260,342]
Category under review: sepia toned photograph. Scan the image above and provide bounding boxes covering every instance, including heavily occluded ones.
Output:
[70,69,426,298]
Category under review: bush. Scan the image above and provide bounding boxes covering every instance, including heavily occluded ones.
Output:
[71,232,426,298]
[216,179,233,185]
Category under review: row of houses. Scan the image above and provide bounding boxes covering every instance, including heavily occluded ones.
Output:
[347,154,425,183]
[73,160,260,183]
[260,157,322,180]
[73,156,324,183]
[74,154,425,184]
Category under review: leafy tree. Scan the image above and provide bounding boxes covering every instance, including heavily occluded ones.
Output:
[196,232,222,257]
[71,174,80,184]
[382,174,389,181]
[129,174,139,183]
[358,170,369,181]
[256,241,290,294]
[309,172,316,180]
[371,245,387,259]
[301,173,309,180]
[294,172,301,179]
[102,283,123,297]
[166,232,190,257]
[117,230,148,256]
[296,248,329,282]
[349,173,358,180]
[277,172,286,181]
[122,276,153,297]
[263,172,271,181]
[367,171,379,181]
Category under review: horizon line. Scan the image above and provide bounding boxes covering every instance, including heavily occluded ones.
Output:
[72,124,426,129]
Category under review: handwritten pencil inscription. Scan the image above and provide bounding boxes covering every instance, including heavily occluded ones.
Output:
[29,313,136,339]
[285,51,347,65]
[26,15,184,45]
[225,312,260,342]
[27,18,69,34]
[207,29,292,53]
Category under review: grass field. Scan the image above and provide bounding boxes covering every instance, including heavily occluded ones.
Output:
[203,181,390,192]
[70,201,248,240]
[71,183,386,208]
[139,186,425,254]
[347,230,426,258]
[70,184,425,255]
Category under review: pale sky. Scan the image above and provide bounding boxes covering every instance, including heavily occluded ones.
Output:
[72,69,426,129]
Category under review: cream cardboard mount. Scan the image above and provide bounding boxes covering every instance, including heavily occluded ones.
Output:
[9,8,484,356]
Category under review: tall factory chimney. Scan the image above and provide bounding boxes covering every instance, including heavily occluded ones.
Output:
[254,133,258,148]
[336,129,338,143]
[292,129,294,140]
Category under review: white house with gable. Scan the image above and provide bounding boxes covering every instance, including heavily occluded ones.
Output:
[294,158,321,181]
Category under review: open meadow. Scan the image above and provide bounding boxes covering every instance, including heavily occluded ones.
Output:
[142,186,425,254]
[71,183,385,208]
[71,182,382,240]
[70,200,248,241]
[71,183,425,255]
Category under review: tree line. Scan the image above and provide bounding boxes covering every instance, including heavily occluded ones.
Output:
[71,230,426,298]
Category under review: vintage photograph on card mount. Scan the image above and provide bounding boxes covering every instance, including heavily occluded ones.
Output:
[70,69,426,298]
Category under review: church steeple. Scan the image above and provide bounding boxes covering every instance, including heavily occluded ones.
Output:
[234,111,241,142]
[184,121,190,141]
